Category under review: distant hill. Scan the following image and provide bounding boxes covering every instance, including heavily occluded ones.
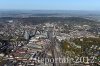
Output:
[0,17,96,25]
[0,10,100,17]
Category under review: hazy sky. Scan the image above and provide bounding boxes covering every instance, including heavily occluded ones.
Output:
[0,0,100,10]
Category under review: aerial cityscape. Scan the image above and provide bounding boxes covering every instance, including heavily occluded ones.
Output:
[0,0,100,66]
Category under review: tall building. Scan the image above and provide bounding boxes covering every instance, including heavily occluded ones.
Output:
[24,31,29,40]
